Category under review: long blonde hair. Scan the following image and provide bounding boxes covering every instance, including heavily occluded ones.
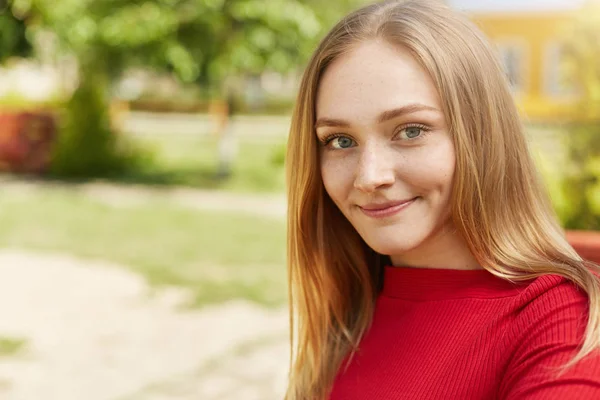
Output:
[285,1,600,398]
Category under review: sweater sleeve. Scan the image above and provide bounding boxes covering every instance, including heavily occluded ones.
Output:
[499,276,600,399]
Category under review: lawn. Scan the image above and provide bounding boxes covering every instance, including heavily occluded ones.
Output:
[0,336,27,357]
[118,134,287,193]
[0,188,287,307]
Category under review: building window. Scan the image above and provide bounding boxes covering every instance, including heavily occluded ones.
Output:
[496,42,526,93]
[544,42,578,98]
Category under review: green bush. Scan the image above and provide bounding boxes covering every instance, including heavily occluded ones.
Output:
[558,2,600,230]
[561,123,600,230]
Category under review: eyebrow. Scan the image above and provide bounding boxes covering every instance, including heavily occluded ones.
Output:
[314,103,440,129]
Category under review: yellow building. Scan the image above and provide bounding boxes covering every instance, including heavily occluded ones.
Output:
[448,0,587,122]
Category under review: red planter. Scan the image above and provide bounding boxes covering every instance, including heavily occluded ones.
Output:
[567,230,600,264]
[0,111,57,174]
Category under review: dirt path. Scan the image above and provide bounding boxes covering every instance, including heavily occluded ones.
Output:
[0,250,288,400]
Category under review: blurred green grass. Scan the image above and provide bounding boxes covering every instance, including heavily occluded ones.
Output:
[0,336,27,357]
[0,189,287,306]
[118,134,287,193]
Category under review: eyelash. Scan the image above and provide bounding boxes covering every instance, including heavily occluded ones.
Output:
[319,123,431,147]
[397,123,430,139]
[320,132,348,146]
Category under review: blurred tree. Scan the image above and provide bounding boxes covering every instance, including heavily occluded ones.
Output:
[0,2,32,63]
[205,0,367,177]
[10,0,336,91]
[560,0,600,230]
[1,0,367,178]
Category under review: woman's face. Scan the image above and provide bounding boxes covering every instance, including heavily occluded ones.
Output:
[315,40,464,268]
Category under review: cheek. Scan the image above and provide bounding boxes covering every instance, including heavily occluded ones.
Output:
[427,144,455,207]
[320,156,355,205]
[437,143,456,190]
[432,151,455,190]
[404,141,455,194]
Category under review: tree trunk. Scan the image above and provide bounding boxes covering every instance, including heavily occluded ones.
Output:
[214,94,237,179]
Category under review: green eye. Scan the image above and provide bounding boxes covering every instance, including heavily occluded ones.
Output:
[331,136,355,149]
[404,127,422,139]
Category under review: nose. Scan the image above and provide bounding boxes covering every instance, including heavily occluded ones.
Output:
[353,144,395,193]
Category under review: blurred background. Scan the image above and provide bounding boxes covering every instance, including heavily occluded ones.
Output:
[0,0,598,399]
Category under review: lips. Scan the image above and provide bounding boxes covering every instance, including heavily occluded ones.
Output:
[359,197,418,218]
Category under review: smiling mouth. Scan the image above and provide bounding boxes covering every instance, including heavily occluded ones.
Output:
[359,197,419,218]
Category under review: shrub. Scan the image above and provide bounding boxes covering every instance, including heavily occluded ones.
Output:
[561,123,600,230]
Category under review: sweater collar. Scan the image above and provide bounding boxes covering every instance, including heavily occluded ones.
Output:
[382,265,526,301]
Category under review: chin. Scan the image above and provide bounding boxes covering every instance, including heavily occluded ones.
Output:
[364,236,423,259]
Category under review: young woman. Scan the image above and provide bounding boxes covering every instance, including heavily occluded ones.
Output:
[284,0,600,399]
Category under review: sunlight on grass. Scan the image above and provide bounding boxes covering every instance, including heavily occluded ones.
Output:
[0,336,27,357]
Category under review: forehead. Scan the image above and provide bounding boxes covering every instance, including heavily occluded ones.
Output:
[316,40,441,121]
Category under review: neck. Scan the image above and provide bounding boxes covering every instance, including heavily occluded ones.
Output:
[389,222,481,270]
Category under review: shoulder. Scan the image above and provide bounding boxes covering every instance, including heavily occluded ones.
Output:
[499,274,600,399]
[505,274,595,370]
[518,273,584,299]
[513,274,589,322]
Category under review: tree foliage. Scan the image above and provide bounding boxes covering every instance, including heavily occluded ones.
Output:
[7,0,338,86]
[0,3,32,62]
[0,0,367,177]
[560,0,600,230]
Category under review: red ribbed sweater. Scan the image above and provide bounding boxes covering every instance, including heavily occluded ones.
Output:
[329,266,600,399]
